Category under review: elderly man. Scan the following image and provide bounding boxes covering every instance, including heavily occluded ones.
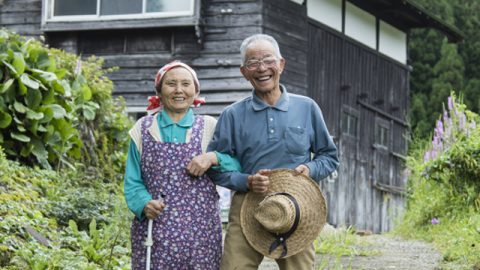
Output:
[208,34,339,270]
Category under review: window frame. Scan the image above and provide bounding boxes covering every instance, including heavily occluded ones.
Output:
[341,105,359,139]
[374,117,390,149]
[41,0,200,32]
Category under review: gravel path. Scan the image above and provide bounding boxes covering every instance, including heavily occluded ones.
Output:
[259,234,442,270]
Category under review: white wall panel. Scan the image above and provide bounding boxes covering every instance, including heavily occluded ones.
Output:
[307,0,342,32]
[379,21,407,64]
[345,2,376,49]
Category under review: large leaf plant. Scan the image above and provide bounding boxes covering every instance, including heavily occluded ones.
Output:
[0,29,131,173]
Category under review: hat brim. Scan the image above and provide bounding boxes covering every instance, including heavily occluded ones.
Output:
[240,169,327,259]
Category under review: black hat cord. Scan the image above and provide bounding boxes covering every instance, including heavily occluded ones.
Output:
[267,192,301,258]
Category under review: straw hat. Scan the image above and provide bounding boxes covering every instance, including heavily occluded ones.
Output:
[240,169,327,259]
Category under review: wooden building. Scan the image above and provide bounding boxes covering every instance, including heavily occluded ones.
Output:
[0,0,462,232]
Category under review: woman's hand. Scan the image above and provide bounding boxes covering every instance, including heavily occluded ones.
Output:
[186,152,218,177]
[143,199,166,220]
[247,169,271,194]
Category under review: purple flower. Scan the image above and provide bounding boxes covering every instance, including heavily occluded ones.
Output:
[459,112,466,131]
[448,96,454,111]
[423,151,431,162]
[74,59,82,76]
[431,218,440,225]
[443,110,449,123]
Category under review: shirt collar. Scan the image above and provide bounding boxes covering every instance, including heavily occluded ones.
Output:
[252,84,289,112]
[159,108,194,128]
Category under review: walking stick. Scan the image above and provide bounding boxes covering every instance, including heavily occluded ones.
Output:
[145,195,165,270]
[145,218,153,270]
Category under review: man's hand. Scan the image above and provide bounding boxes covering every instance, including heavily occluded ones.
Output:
[247,169,271,193]
[143,199,166,220]
[294,164,310,177]
[187,152,218,177]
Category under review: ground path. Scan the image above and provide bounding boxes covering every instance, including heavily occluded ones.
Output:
[259,233,441,270]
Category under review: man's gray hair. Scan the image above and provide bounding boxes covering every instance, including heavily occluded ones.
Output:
[240,34,282,64]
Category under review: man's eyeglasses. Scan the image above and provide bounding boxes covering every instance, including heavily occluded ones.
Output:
[243,57,277,71]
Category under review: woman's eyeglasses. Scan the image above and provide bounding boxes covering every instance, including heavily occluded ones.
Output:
[243,57,277,71]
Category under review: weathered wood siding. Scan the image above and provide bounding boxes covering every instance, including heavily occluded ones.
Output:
[192,0,262,115]
[262,0,308,95]
[308,21,408,232]
[0,0,43,38]
[3,0,262,116]
[3,0,411,233]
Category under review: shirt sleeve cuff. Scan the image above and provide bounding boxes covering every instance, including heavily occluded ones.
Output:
[305,162,319,183]
[212,151,242,172]
[134,194,152,221]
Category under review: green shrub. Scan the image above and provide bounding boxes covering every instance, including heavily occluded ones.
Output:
[0,29,132,175]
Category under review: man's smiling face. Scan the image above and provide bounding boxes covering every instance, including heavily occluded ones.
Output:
[240,40,285,95]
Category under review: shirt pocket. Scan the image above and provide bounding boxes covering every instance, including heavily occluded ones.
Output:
[284,126,309,155]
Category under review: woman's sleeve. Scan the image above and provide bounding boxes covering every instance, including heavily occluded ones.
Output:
[124,140,152,220]
[213,152,242,172]
[203,115,241,172]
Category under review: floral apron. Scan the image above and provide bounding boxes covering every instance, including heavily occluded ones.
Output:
[130,115,222,270]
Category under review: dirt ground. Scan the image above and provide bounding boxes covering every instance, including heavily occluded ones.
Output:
[258,233,442,270]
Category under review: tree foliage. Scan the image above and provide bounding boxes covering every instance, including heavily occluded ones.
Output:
[409,0,480,139]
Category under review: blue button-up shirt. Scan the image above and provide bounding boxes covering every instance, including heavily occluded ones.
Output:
[207,85,339,192]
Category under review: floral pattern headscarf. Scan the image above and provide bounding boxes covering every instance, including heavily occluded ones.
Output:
[147,61,205,114]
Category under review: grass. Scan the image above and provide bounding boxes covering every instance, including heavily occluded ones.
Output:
[394,202,480,270]
[315,226,380,269]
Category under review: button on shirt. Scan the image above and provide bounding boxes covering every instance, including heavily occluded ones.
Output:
[207,85,339,192]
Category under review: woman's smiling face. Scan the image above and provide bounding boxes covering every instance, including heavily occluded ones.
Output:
[159,67,197,114]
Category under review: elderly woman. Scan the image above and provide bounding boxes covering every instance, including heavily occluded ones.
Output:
[124,61,239,269]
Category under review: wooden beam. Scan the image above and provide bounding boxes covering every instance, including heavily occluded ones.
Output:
[357,99,409,127]
[372,180,406,195]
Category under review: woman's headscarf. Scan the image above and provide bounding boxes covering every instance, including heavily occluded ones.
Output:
[147,61,205,114]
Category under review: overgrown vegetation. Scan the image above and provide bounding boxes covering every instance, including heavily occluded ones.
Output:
[0,146,132,269]
[0,29,134,269]
[396,93,480,269]
[409,0,480,138]
[0,28,131,177]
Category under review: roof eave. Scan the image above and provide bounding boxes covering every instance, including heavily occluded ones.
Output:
[347,0,464,43]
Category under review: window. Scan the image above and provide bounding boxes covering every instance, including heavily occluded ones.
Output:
[42,0,200,32]
[46,0,194,21]
[375,118,390,148]
[342,106,359,137]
